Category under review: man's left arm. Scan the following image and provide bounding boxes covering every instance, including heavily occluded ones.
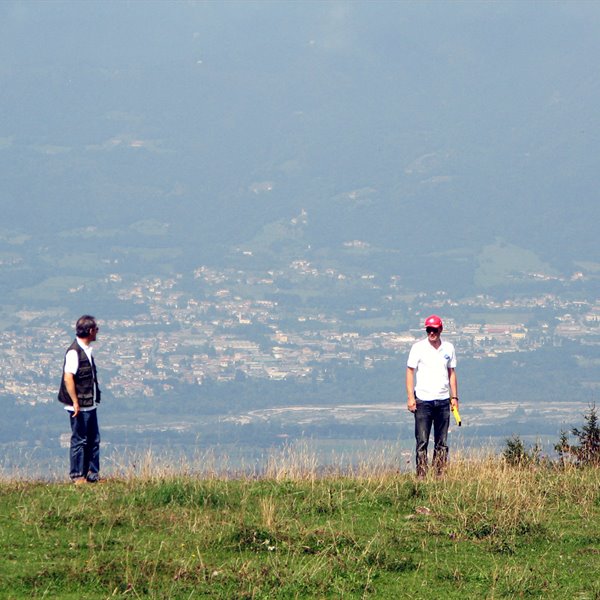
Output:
[448,368,458,409]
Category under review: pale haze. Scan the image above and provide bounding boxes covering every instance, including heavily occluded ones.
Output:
[1,1,599,473]
[2,1,599,279]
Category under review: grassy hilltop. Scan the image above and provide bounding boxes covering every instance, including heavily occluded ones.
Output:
[1,455,599,600]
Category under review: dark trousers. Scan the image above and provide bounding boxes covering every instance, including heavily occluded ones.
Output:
[414,399,450,477]
[69,409,100,481]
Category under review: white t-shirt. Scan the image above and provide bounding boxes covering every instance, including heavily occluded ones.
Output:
[64,338,97,412]
[407,338,456,401]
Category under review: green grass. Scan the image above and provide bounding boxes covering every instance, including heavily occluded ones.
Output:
[1,458,599,599]
[474,239,558,288]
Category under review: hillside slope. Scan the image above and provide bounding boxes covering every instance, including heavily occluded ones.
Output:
[1,459,599,599]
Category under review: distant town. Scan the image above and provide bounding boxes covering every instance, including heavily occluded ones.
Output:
[2,258,598,405]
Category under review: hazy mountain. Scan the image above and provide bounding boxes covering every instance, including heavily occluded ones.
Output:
[1,1,599,293]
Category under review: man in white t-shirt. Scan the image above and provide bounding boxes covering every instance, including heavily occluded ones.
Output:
[58,315,102,484]
[406,315,458,477]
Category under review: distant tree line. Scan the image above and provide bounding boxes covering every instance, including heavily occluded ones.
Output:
[503,404,600,467]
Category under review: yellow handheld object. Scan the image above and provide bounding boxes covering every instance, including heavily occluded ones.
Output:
[451,405,461,426]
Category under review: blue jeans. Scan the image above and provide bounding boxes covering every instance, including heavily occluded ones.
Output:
[414,399,450,476]
[69,409,100,482]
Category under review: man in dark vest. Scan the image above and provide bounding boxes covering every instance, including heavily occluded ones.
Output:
[58,315,102,484]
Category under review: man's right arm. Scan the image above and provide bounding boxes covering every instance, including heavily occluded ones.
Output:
[406,367,416,412]
[63,349,80,416]
[63,372,80,417]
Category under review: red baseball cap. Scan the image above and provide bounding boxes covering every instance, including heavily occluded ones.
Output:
[424,315,443,330]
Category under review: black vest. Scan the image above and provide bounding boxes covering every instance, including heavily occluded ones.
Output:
[57,340,101,407]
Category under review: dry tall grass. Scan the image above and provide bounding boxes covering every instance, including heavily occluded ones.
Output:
[1,442,599,599]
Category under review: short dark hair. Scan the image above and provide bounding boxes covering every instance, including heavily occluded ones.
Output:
[76,315,97,338]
